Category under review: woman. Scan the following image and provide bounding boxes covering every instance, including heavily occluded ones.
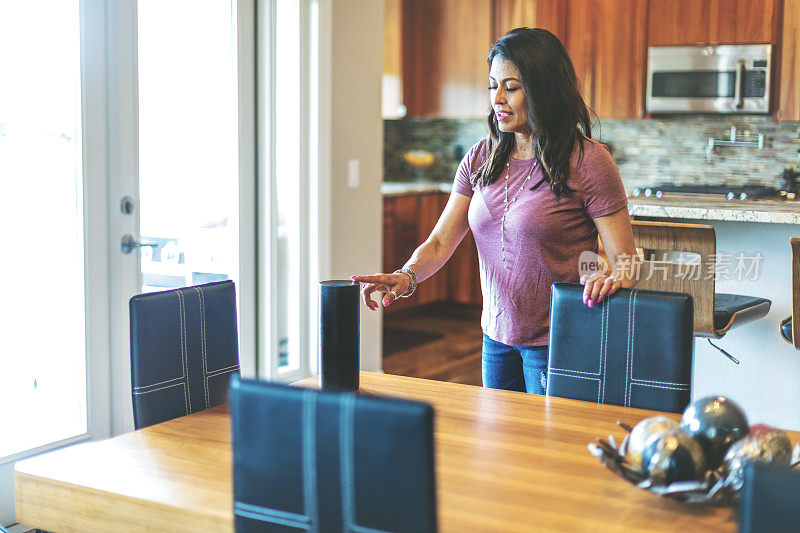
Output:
[352,28,638,394]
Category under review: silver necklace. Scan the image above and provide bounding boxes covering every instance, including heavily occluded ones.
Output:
[501,158,538,263]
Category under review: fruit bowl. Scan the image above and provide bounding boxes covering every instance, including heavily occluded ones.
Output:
[588,397,800,505]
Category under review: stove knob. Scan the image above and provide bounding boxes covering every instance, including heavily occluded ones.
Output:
[740,192,748,201]
[656,190,663,198]
[727,192,735,200]
[632,188,641,197]
[645,188,652,197]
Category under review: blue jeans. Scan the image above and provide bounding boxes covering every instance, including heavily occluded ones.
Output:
[482,334,549,395]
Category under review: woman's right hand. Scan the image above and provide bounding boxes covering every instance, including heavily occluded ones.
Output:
[349,272,411,311]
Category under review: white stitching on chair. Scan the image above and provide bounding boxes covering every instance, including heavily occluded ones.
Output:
[630,382,690,391]
[134,375,185,391]
[625,291,634,407]
[598,296,605,378]
[233,501,311,529]
[546,367,599,376]
[632,378,690,386]
[303,390,319,532]
[208,363,240,374]
[132,382,186,395]
[340,393,355,531]
[176,291,189,415]
[177,290,191,414]
[548,370,602,383]
[602,299,609,403]
[195,286,210,409]
[207,366,240,379]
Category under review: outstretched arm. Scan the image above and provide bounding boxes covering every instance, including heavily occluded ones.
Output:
[351,192,471,310]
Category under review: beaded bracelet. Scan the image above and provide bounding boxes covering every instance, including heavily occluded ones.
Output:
[394,267,418,298]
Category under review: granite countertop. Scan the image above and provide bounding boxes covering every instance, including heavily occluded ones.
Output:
[382,182,800,224]
[382,181,451,197]
[628,195,800,224]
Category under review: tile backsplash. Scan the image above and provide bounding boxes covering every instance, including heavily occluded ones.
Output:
[384,116,800,191]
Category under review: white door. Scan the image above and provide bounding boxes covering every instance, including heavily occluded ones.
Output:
[0,0,111,525]
[0,0,257,525]
[106,0,257,434]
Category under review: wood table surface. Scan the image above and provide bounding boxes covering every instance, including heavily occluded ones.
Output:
[16,371,792,532]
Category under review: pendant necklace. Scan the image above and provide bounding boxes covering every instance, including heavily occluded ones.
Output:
[501,157,538,264]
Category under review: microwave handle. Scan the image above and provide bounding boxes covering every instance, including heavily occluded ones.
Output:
[735,59,745,109]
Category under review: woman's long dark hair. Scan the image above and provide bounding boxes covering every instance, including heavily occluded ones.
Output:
[474,28,592,196]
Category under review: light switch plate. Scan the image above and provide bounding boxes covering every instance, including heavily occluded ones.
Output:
[347,159,360,189]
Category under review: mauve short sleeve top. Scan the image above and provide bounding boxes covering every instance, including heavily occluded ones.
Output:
[452,137,628,346]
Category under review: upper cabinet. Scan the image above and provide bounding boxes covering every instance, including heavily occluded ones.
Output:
[778,0,800,120]
[648,0,778,46]
[494,0,647,119]
[400,0,493,118]
[593,0,648,118]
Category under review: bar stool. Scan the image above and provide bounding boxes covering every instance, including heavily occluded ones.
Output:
[779,237,800,348]
[631,221,771,338]
[129,280,240,429]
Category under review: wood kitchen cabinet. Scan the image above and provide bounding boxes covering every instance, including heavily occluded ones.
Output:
[383,192,482,313]
[388,0,790,120]
[592,0,648,118]
[648,0,778,45]
[401,0,493,118]
[492,0,647,119]
[777,0,800,121]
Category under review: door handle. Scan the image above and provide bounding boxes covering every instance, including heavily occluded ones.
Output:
[121,234,158,254]
[734,59,746,109]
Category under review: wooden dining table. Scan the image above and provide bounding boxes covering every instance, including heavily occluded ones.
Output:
[15,371,788,532]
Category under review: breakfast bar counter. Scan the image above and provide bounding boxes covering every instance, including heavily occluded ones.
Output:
[628,195,800,224]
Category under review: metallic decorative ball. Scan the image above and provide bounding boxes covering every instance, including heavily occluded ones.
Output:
[644,430,706,486]
[680,396,749,469]
[625,416,680,471]
[721,429,793,491]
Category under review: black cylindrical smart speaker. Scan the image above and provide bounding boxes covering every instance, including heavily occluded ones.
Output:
[319,280,360,391]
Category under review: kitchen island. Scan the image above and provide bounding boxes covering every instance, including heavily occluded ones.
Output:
[628,195,800,432]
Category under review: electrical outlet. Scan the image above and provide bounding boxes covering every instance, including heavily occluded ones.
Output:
[347,159,360,189]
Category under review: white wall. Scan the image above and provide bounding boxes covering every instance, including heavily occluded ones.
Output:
[689,220,800,430]
[326,0,384,372]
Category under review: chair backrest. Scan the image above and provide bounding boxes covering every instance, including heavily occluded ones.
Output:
[547,282,694,413]
[129,280,239,429]
[739,463,800,533]
[631,220,716,336]
[790,237,800,348]
[230,375,438,533]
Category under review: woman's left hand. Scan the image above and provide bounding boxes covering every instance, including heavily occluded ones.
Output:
[580,272,622,308]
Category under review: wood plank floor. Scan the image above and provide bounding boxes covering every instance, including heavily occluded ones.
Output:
[382,301,483,386]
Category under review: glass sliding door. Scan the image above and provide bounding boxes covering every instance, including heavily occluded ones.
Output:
[0,0,111,525]
[0,0,88,465]
[137,0,241,293]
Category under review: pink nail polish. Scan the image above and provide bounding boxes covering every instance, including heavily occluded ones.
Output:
[588,300,594,308]
[598,296,603,303]
[583,295,587,304]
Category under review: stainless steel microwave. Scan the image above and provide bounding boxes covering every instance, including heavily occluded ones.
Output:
[646,44,772,114]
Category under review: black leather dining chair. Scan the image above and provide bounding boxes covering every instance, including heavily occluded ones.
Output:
[738,463,800,533]
[129,280,240,430]
[230,375,438,533]
[547,282,694,413]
